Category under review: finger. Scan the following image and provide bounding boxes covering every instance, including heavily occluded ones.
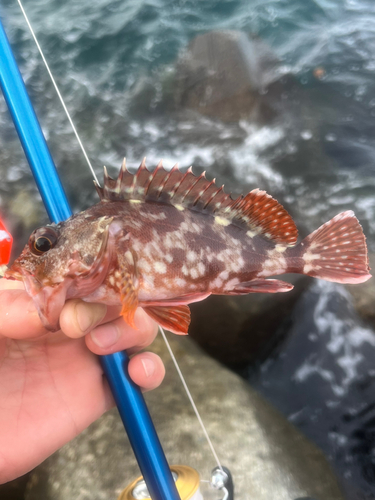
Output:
[85,308,158,356]
[128,352,165,392]
[0,279,25,291]
[59,300,121,339]
[0,288,48,339]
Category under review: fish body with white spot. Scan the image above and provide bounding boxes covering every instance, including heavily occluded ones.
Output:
[5,160,371,334]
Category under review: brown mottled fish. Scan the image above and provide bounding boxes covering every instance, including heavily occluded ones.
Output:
[5,159,372,334]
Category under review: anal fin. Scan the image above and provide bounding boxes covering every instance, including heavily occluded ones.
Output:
[141,292,211,307]
[142,304,191,335]
[226,278,294,295]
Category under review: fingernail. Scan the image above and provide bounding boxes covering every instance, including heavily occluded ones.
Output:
[90,324,120,348]
[76,303,107,333]
[141,357,155,378]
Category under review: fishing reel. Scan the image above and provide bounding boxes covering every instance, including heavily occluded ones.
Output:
[118,465,234,500]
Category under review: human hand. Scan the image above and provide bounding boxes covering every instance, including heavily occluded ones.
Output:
[0,279,164,483]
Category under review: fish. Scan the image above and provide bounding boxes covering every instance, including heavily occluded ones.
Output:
[4,159,372,334]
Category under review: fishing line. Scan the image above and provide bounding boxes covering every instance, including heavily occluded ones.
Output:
[15,0,100,186]
[16,0,223,475]
[159,326,223,472]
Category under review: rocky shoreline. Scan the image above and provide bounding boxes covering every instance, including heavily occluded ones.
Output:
[24,334,344,500]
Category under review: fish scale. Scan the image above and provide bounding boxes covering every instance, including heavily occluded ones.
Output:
[5,159,372,334]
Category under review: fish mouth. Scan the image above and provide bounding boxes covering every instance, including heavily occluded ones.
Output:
[3,264,23,281]
[4,262,60,288]
[15,267,73,331]
[3,262,69,331]
[0,265,10,278]
[10,259,108,332]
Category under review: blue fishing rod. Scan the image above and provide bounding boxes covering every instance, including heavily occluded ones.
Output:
[0,14,180,500]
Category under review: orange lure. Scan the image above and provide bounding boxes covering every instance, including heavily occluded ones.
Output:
[0,217,12,266]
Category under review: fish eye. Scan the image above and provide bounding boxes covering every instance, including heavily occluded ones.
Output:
[29,227,58,256]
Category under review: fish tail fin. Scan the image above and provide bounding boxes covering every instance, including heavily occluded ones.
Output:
[298,211,371,284]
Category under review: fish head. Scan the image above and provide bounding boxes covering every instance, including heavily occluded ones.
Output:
[4,213,116,331]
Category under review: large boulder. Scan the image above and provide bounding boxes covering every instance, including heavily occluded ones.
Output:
[253,280,375,499]
[348,253,375,327]
[25,334,344,500]
[189,274,310,367]
[174,30,293,123]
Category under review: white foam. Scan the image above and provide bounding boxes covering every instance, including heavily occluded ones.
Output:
[117,119,285,195]
[313,281,375,395]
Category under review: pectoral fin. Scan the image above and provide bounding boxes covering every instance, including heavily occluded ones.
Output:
[119,250,139,329]
[142,304,191,335]
[121,283,138,328]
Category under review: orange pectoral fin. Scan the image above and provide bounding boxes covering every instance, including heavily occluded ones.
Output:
[121,291,139,329]
[120,275,139,329]
[118,250,140,329]
[142,304,191,335]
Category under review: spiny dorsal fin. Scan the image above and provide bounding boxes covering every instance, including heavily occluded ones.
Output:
[94,158,298,246]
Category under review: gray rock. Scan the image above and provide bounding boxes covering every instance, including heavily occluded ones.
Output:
[8,190,43,230]
[174,30,293,123]
[189,274,310,366]
[348,253,375,327]
[252,280,375,499]
[26,334,344,500]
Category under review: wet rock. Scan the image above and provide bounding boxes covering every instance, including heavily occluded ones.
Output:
[347,253,375,327]
[8,189,43,229]
[251,281,375,500]
[6,188,48,256]
[189,274,310,367]
[174,30,294,123]
[26,334,344,500]
[0,473,31,500]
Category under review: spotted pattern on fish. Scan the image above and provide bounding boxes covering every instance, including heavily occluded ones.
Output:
[5,159,371,333]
